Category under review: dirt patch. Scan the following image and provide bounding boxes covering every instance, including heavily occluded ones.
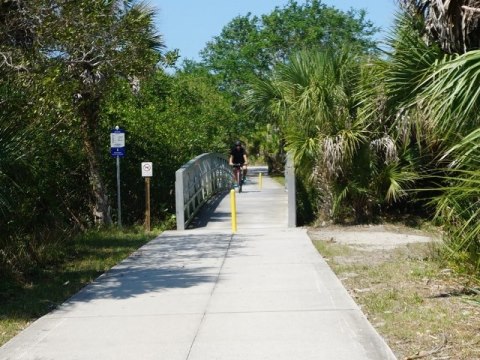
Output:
[308,224,480,360]
[309,223,437,250]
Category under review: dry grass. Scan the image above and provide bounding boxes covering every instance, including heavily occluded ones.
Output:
[310,227,480,360]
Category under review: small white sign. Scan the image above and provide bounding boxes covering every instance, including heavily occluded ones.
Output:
[111,132,125,148]
[141,162,153,177]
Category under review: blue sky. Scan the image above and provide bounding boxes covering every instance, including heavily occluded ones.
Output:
[150,0,398,62]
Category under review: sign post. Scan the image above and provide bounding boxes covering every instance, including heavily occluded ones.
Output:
[141,162,153,231]
[110,126,125,227]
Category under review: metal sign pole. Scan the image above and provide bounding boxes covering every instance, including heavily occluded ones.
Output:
[111,126,125,228]
[117,156,122,227]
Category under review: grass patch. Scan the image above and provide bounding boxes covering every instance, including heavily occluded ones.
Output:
[311,234,480,359]
[0,226,159,346]
[313,240,353,258]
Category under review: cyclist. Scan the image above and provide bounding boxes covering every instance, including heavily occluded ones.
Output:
[229,140,248,186]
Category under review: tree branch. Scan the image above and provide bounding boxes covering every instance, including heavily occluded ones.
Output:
[0,52,28,72]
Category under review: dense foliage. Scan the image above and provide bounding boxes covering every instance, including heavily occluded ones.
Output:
[0,1,237,280]
[242,1,480,270]
[194,0,380,169]
[394,1,480,270]
[200,0,378,95]
[2,0,480,280]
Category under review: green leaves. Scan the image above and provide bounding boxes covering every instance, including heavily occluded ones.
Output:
[431,128,480,268]
[416,50,480,138]
[245,48,364,176]
[0,1,164,261]
[244,46,418,222]
[200,0,379,94]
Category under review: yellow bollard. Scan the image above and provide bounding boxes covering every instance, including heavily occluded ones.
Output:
[259,173,263,190]
[230,189,237,233]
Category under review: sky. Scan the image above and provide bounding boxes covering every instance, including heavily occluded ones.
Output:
[150,0,398,62]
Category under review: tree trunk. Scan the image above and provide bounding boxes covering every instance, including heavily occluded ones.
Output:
[80,93,112,226]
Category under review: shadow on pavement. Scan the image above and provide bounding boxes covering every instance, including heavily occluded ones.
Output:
[59,232,244,304]
[189,191,230,228]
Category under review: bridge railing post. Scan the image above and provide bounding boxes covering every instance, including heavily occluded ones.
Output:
[175,167,186,230]
[286,152,296,228]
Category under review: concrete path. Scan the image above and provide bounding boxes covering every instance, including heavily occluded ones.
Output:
[0,176,396,360]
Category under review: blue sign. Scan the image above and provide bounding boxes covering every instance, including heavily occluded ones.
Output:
[110,147,125,157]
[110,127,126,158]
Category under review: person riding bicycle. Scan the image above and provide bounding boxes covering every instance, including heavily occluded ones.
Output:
[229,140,248,185]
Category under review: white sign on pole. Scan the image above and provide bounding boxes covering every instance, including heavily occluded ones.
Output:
[110,132,125,148]
[141,162,153,177]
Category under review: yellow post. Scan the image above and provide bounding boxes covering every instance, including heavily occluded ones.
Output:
[259,173,263,190]
[230,189,237,233]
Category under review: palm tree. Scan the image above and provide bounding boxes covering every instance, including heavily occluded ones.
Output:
[378,3,480,268]
[433,129,480,268]
[414,49,480,268]
[399,0,480,54]
[245,47,419,222]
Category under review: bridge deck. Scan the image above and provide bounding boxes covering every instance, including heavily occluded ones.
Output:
[0,175,396,359]
[192,174,287,230]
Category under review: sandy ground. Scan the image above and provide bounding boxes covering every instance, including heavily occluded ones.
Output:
[308,224,438,250]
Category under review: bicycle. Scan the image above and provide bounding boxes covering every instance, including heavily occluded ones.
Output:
[232,163,244,192]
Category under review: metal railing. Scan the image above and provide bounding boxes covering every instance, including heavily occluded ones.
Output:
[175,153,232,230]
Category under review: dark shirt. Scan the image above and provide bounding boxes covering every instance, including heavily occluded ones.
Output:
[230,146,246,164]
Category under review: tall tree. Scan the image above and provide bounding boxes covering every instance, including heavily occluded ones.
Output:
[200,0,379,94]
[15,0,163,224]
[244,48,418,222]
[358,5,480,268]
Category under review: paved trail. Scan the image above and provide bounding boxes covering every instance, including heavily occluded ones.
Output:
[0,176,396,360]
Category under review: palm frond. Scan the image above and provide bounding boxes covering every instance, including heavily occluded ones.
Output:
[383,163,418,203]
[417,50,480,138]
